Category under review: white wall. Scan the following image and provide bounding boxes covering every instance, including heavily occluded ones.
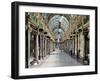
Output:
[0,0,99,81]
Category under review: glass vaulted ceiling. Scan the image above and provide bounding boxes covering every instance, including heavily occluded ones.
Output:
[48,15,69,40]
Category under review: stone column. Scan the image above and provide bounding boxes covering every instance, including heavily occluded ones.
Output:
[47,39,49,54]
[45,39,46,56]
[28,30,30,67]
[42,36,44,58]
[43,37,45,57]
[35,32,39,64]
[48,40,50,54]
[38,35,41,60]
[75,34,78,57]
[80,32,85,59]
[74,37,75,56]
[81,16,85,59]
[76,34,79,59]
[42,35,44,58]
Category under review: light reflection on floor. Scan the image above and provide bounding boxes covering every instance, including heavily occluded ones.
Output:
[30,49,82,68]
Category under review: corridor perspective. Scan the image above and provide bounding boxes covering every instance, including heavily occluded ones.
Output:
[25,12,90,68]
[30,49,81,68]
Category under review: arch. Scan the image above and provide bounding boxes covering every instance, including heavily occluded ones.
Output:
[48,15,69,41]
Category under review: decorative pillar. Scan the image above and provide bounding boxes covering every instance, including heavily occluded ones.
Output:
[41,35,43,59]
[48,40,50,54]
[81,16,85,59]
[43,37,45,57]
[35,32,39,64]
[43,36,45,58]
[27,20,32,67]
[83,31,89,64]
[73,36,75,56]
[38,35,41,60]
[75,34,78,58]
[28,29,30,67]
[76,34,79,59]
[44,38,47,57]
